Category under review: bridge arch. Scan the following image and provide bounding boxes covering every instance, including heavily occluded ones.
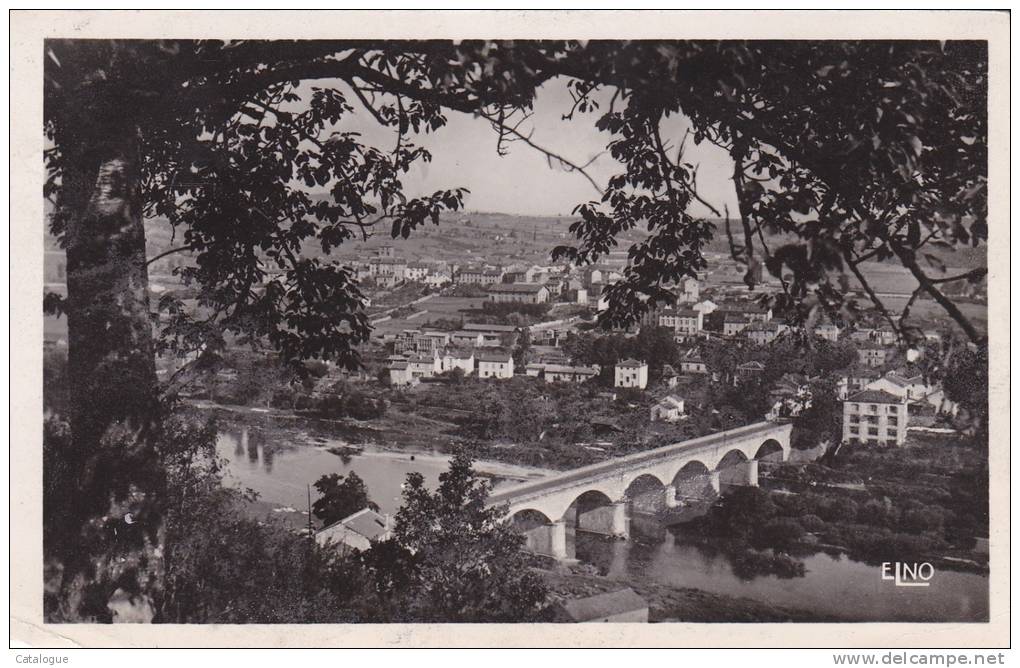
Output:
[489,422,794,535]
[509,508,565,558]
[755,438,786,462]
[623,473,667,499]
[669,459,711,485]
[509,508,554,528]
[715,448,750,470]
[716,448,757,489]
[566,489,627,537]
[670,460,715,503]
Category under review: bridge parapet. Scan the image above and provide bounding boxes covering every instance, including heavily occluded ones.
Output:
[489,421,791,522]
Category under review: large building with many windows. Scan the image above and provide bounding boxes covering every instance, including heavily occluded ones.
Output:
[842,389,909,446]
[658,308,703,337]
[487,282,549,304]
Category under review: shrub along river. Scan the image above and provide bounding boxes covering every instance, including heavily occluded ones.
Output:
[217,426,988,623]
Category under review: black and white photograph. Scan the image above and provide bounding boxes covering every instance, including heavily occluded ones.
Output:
[10,8,1010,650]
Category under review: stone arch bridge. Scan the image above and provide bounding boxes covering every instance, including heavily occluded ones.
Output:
[487,421,792,559]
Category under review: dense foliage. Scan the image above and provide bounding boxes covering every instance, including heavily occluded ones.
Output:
[42,38,989,619]
[358,452,548,622]
[312,472,378,527]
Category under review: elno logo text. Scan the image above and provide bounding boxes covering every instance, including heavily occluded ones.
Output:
[881,562,935,587]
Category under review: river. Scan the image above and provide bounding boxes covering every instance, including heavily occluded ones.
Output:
[217,427,988,623]
[215,426,545,518]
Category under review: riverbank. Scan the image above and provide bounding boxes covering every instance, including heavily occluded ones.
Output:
[540,568,846,622]
[190,399,557,482]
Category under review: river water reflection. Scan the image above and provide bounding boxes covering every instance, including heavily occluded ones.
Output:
[217,428,988,623]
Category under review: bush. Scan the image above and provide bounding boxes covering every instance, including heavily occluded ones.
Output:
[754,518,805,551]
[800,514,826,532]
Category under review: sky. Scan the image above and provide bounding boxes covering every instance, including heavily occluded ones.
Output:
[334,79,740,218]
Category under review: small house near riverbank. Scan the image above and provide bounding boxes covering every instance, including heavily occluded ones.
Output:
[316,508,393,553]
[553,588,649,623]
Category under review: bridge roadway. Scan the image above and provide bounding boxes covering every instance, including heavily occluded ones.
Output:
[487,421,792,558]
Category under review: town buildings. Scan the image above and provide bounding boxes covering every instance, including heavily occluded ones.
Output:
[658,307,703,338]
[675,276,700,304]
[679,350,708,375]
[487,283,550,304]
[462,322,520,347]
[457,266,503,285]
[534,364,599,384]
[477,350,515,379]
[842,389,909,446]
[650,395,686,422]
[865,369,931,401]
[449,330,486,347]
[735,360,766,380]
[813,323,842,342]
[614,359,649,389]
[857,342,890,368]
[837,367,882,399]
[393,329,449,355]
[745,321,788,346]
[439,348,475,375]
[723,313,751,336]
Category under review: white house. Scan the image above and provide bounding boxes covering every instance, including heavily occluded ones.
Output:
[387,360,416,387]
[449,330,486,347]
[679,350,708,375]
[723,313,750,336]
[659,308,703,337]
[425,271,452,288]
[541,364,599,384]
[675,276,700,304]
[813,323,842,342]
[857,342,890,368]
[440,348,475,375]
[746,321,788,346]
[842,389,909,446]
[477,351,515,379]
[865,370,931,402]
[614,359,648,389]
[405,352,440,379]
[650,395,685,422]
[405,262,430,282]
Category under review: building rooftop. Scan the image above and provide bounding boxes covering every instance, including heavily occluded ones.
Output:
[476,351,512,363]
[442,347,475,359]
[847,389,906,404]
[318,508,391,543]
[616,359,647,369]
[462,322,519,333]
[662,308,700,318]
[488,283,547,294]
[557,588,648,623]
[543,364,598,375]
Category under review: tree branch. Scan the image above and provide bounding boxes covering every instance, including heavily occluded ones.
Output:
[147,245,195,267]
[477,109,604,195]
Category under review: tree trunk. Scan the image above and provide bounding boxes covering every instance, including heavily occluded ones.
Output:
[52,121,164,621]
